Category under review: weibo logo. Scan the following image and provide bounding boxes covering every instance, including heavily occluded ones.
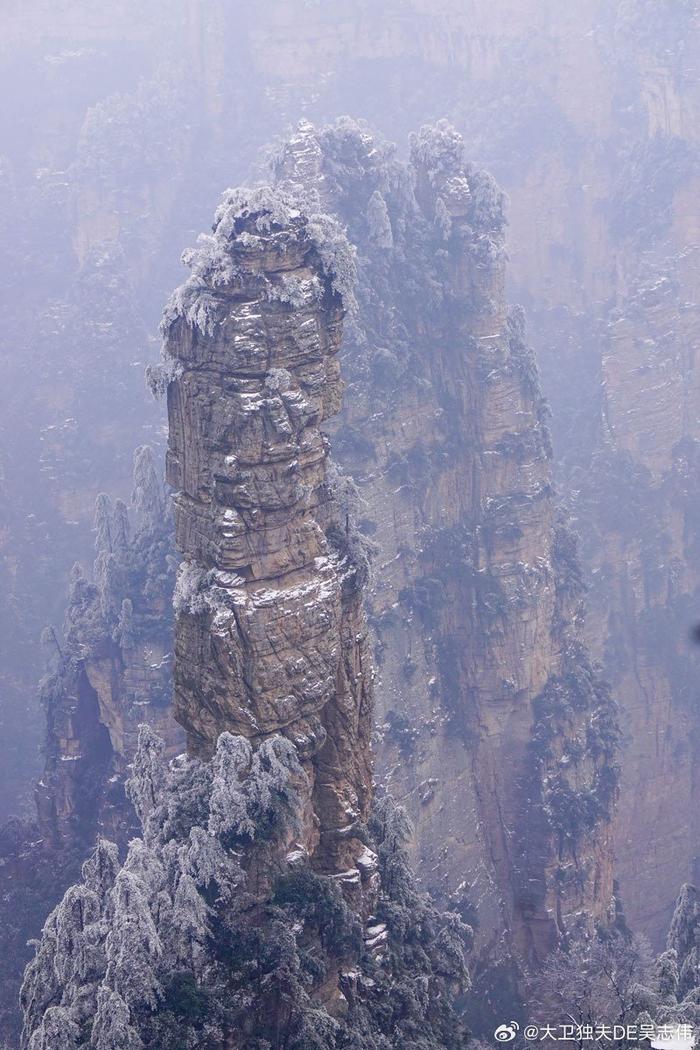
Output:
[494,1022,520,1042]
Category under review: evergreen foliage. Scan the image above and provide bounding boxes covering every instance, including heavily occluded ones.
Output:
[530,884,700,1040]
[59,446,174,658]
[22,729,469,1050]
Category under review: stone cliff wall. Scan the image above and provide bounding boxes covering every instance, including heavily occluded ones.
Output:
[16,189,471,1050]
[273,119,618,963]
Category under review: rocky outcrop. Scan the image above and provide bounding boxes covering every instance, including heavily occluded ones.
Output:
[19,187,470,1050]
[272,119,619,963]
[162,187,374,883]
[35,447,183,848]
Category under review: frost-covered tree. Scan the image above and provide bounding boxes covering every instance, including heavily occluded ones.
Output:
[529,928,655,1034]
[104,870,163,1010]
[305,208,358,312]
[367,190,393,249]
[667,884,700,997]
[23,726,469,1050]
[20,912,62,1042]
[468,169,506,232]
[39,626,61,669]
[27,1005,80,1050]
[52,884,102,991]
[115,597,136,648]
[409,119,465,185]
[170,873,210,973]
[207,733,254,839]
[172,560,208,616]
[145,347,183,400]
[98,551,121,624]
[67,562,90,606]
[82,838,120,901]
[434,196,452,240]
[325,463,374,588]
[91,987,143,1050]
[668,884,699,958]
[246,736,304,836]
[132,446,164,532]
[651,949,679,1001]
[126,725,166,833]
[112,498,130,551]
[370,795,420,904]
[178,826,241,902]
[93,493,113,554]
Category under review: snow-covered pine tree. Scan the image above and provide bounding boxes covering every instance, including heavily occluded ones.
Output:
[367,190,393,249]
[125,725,167,833]
[22,725,469,1050]
[112,498,130,551]
[132,446,164,533]
[91,987,143,1050]
[434,196,452,240]
[667,884,700,998]
[93,493,113,555]
[115,597,136,648]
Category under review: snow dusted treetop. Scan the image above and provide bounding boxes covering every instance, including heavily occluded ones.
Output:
[157,184,357,343]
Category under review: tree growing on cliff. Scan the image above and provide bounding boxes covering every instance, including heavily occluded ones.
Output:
[667,885,700,998]
[112,499,130,551]
[114,598,136,648]
[529,928,655,1042]
[367,190,393,249]
[93,493,113,554]
[91,987,143,1050]
[409,119,465,185]
[132,446,164,533]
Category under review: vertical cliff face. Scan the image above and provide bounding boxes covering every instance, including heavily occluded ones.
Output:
[581,7,700,946]
[272,120,618,962]
[162,188,374,882]
[578,245,700,945]
[497,3,700,946]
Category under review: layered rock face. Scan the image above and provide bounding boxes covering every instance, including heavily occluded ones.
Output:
[163,189,373,880]
[577,263,700,943]
[272,120,618,962]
